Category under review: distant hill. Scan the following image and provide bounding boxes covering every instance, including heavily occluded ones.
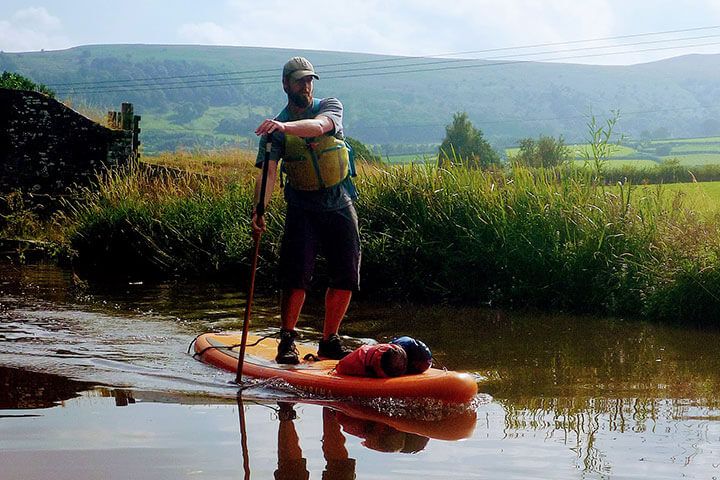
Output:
[2,45,719,155]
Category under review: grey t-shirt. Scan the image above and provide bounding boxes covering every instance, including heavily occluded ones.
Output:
[256,97,357,212]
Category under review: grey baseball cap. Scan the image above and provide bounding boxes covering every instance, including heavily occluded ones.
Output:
[282,56,319,81]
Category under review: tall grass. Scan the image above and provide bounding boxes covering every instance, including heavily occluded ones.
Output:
[60,161,283,279]
[144,148,258,179]
[55,153,720,324]
[358,163,720,322]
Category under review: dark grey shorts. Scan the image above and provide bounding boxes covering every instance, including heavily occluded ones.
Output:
[279,204,361,291]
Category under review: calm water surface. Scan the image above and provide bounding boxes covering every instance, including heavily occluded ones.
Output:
[1,261,720,479]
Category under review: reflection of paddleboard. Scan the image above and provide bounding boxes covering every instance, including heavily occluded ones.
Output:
[194,332,478,404]
[319,400,477,441]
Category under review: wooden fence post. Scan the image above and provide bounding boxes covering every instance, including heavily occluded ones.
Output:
[106,103,140,162]
[133,114,141,159]
[121,103,133,131]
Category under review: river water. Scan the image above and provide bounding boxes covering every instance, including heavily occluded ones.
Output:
[1,261,719,479]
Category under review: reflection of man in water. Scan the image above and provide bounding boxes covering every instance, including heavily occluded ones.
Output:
[275,402,356,480]
[274,402,429,480]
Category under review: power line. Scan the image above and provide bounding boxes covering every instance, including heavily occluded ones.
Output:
[480,33,720,61]
[321,41,720,80]
[49,65,279,87]
[49,24,720,90]
[355,104,720,132]
[418,24,720,58]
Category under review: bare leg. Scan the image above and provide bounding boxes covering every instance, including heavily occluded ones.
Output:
[281,288,306,331]
[323,288,352,340]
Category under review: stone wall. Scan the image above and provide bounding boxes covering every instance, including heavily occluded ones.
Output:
[0,88,136,195]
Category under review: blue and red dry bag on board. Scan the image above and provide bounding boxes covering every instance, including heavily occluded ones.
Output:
[336,343,408,378]
[391,336,433,374]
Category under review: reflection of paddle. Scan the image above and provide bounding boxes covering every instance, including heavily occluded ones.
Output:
[236,140,272,384]
[237,395,251,479]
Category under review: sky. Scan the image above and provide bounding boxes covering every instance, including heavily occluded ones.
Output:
[2,0,720,65]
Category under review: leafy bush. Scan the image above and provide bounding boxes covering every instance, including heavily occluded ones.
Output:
[0,71,55,97]
[512,135,570,167]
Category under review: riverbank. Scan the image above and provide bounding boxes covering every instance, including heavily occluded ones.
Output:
[2,151,719,324]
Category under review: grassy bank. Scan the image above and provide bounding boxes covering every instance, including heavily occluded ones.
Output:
[358,164,719,322]
[45,152,720,325]
[57,153,274,278]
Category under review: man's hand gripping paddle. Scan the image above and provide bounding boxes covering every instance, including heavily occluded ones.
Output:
[236,140,271,384]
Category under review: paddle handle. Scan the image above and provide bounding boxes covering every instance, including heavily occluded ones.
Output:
[256,140,272,217]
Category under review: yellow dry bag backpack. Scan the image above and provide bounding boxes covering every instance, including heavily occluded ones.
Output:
[279,98,356,191]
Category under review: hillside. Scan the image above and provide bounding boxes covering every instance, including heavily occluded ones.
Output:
[2,45,719,154]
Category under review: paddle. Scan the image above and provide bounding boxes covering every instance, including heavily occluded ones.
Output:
[237,395,252,479]
[236,139,272,384]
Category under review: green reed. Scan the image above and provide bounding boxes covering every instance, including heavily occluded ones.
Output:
[357,163,720,322]
[60,162,283,278]
[57,158,720,323]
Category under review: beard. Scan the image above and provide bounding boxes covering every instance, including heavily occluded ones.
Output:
[288,91,312,109]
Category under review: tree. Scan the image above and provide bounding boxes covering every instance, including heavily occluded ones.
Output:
[651,126,670,140]
[214,113,266,135]
[700,118,720,136]
[346,136,381,163]
[438,112,499,168]
[513,135,570,168]
[169,101,209,125]
[0,71,55,97]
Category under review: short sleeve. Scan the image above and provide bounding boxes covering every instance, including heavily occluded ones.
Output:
[317,97,344,138]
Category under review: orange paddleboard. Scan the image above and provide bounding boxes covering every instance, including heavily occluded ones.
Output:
[194,332,478,404]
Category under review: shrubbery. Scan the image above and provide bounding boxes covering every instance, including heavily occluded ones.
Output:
[0,71,55,97]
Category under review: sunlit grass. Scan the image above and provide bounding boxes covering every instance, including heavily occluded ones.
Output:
[51,152,720,324]
[58,161,279,277]
[659,154,720,165]
[634,181,720,215]
[358,163,720,322]
[143,148,258,180]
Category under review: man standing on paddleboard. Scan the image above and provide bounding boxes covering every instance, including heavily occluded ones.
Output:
[253,56,361,364]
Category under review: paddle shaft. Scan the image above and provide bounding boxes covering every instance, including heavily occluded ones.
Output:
[236,140,272,384]
[237,395,251,479]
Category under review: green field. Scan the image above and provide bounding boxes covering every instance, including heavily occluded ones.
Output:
[597,137,720,166]
[603,159,659,168]
[384,136,720,166]
[653,136,720,144]
[506,136,720,167]
[382,153,438,164]
[658,154,720,165]
[636,180,720,215]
